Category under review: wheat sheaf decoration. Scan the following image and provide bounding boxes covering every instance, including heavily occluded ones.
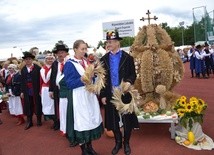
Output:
[111,81,142,115]
[81,61,106,94]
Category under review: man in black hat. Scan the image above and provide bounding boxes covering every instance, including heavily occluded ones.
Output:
[20,52,42,130]
[204,42,214,77]
[100,29,139,155]
[49,40,69,131]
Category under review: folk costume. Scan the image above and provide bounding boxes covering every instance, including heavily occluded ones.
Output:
[203,42,214,77]
[187,44,196,77]
[0,77,6,125]
[56,73,68,135]
[0,77,7,111]
[21,52,42,130]
[195,44,210,78]
[49,60,60,130]
[49,41,69,130]
[100,30,139,155]
[64,55,103,152]
[40,64,55,119]
[56,55,70,135]
[5,64,24,125]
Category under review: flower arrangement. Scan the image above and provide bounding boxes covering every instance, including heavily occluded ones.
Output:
[174,96,207,130]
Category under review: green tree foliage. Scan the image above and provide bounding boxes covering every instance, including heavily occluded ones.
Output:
[120,37,135,47]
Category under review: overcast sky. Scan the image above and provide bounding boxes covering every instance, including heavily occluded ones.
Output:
[0,0,213,52]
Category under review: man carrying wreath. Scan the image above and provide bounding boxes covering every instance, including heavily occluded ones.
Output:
[100,29,139,155]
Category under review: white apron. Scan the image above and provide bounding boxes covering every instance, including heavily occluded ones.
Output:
[56,74,68,134]
[59,98,68,134]
[41,87,55,115]
[70,59,102,131]
[40,67,55,115]
[8,96,23,115]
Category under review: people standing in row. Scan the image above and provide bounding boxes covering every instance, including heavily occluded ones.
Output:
[5,64,25,125]
[40,53,56,128]
[100,30,139,155]
[20,52,42,130]
[64,39,103,155]
[187,43,196,78]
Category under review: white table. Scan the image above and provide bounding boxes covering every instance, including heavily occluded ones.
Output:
[137,113,178,139]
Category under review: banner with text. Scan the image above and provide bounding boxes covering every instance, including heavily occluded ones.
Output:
[102,19,135,39]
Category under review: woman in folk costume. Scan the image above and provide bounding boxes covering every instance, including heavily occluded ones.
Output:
[194,44,210,79]
[187,42,196,77]
[40,53,55,127]
[64,39,103,155]
[5,64,25,125]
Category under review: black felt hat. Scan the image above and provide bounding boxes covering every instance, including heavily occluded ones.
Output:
[52,40,69,53]
[106,29,123,40]
[22,52,35,59]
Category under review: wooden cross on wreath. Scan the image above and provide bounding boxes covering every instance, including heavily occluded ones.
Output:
[140,10,158,25]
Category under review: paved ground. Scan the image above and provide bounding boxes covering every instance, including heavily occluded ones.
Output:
[0,62,214,155]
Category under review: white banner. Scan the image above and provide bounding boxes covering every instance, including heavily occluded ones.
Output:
[102,19,135,39]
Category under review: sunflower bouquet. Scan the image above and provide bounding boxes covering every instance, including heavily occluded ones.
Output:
[174,96,207,131]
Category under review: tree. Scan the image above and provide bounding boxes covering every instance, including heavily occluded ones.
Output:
[120,37,135,47]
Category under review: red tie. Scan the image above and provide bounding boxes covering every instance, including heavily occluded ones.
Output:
[60,62,64,72]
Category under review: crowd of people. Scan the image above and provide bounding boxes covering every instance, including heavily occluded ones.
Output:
[0,30,138,155]
[187,42,214,78]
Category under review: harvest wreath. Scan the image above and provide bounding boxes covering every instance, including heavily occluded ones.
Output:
[81,61,106,94]
[111,81,141,114]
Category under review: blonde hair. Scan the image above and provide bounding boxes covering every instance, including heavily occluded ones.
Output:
[8,64,18,71]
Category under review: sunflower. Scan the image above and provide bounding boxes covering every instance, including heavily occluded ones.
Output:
[190,100,198,107]
[185,103,194,113]
[177,108,186,117]
[178,99,186,107]
[195,105,203,114]
[198,98,205,107]
[174,96,207,131]
[190,97,197,102]
[180,96,187,101]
